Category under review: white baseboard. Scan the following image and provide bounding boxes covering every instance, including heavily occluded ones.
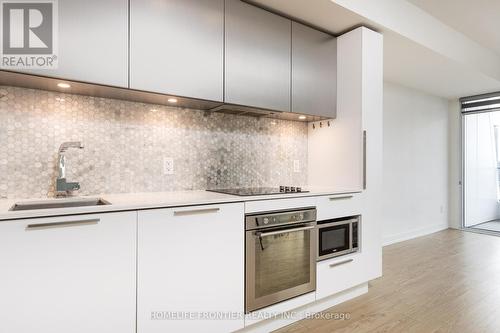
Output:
[382,223,449,246]
[238,283,368,333]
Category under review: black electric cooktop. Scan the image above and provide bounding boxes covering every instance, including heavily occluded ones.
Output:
[207,186,308,196]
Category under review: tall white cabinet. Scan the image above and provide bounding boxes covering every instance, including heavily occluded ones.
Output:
[0,212,137,333]
[137,203,245,333]
[308,27,383,193]
[308,27,384,284]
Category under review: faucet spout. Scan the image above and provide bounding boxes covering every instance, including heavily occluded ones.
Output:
[56,141,84,196]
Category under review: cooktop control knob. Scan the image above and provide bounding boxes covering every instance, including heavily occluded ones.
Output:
[263,217,269,225]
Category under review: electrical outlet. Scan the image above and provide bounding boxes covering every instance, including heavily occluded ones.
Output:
[293,160,300,173]
[163,157,174,175]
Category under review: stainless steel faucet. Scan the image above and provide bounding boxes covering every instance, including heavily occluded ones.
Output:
[56,141,84,196]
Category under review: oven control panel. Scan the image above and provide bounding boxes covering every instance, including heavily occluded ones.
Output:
[245,208,317,230]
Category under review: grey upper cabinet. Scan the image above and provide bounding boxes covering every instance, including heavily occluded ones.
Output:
[130,0,224,101]
[20,0,128,88]
[292,22,337,118]
[225,0,291,112]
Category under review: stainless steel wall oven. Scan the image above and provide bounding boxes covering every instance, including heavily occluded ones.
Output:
[245,208,317,313]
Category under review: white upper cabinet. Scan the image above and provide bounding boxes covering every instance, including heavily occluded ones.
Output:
[0,212,137,333]
[224,0,291,112]
[19,0,128,87]
[130,0,224,101]
[292,22,337,118]
[137,203,245,333]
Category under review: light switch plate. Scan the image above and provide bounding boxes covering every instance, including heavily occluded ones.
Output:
[293,160,300,173]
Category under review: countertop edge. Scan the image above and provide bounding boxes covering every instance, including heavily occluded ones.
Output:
[0,189,362,221]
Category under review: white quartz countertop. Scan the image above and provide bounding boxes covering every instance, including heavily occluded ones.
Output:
[0,187,361,221]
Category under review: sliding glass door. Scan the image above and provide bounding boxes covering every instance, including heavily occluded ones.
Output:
[463,111,500,229]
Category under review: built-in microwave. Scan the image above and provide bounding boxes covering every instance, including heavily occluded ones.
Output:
[317,215,360,261]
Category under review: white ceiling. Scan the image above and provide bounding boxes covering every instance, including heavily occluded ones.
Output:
[249,0,500,100]
[247,0,366,35]
[408,0,500,56]
[383,31,500,98]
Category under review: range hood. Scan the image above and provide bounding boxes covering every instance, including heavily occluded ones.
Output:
[209,103,326,122]
[210,104,275,118]
[0,70,328,122]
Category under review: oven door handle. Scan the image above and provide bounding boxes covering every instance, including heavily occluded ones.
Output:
[256,225,315,238]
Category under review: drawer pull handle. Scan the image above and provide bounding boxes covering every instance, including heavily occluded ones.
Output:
[26,219,100,230]
[329,195,353,201]
[174,208,220,216]
[329,258,354,268]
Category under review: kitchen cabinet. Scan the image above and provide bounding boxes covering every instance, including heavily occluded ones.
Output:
[315,192,382,299]
[137,203,245,333]
[130,0,224,101]
[0,212,136,333]
[315,193,362,221]
[316,253,364,300]
[19,0,128,87]
[292,22,337,118]
[225,0,291,112]
[308,28,368,191]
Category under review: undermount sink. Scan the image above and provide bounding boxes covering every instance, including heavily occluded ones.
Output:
[9,198,111,211]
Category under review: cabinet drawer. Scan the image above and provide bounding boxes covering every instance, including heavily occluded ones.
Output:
[316,193,362,220]
[316,254,365,300]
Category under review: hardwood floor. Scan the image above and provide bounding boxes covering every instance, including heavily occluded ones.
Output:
[275,229,500,333]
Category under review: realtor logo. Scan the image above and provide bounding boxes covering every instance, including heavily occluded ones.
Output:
[0,0,58,69]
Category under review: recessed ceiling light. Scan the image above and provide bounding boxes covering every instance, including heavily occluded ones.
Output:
[298,115,307,120]
[57,83,71,89]
[167,98,178,103]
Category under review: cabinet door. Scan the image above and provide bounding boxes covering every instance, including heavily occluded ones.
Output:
[292,22,337,118]
[0,212,136,333]
[138,203,244,333]
[130,0,224,101]
[20,0,128,87]
[225,0,291,112]
[307,28,364,191]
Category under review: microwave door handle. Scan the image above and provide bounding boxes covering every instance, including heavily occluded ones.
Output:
[349,223,353,251]
[257,225,315,238]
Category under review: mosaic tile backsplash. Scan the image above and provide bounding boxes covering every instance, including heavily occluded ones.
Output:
[0,86,308,199]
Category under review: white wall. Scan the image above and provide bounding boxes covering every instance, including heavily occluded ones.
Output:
[448,100,462,229]
[382,82,449,245]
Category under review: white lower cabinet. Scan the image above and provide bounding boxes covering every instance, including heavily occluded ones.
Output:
[0,212,137,333]
[137,203,245,333]
[316,254,364,300]
[315,192,382,300]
